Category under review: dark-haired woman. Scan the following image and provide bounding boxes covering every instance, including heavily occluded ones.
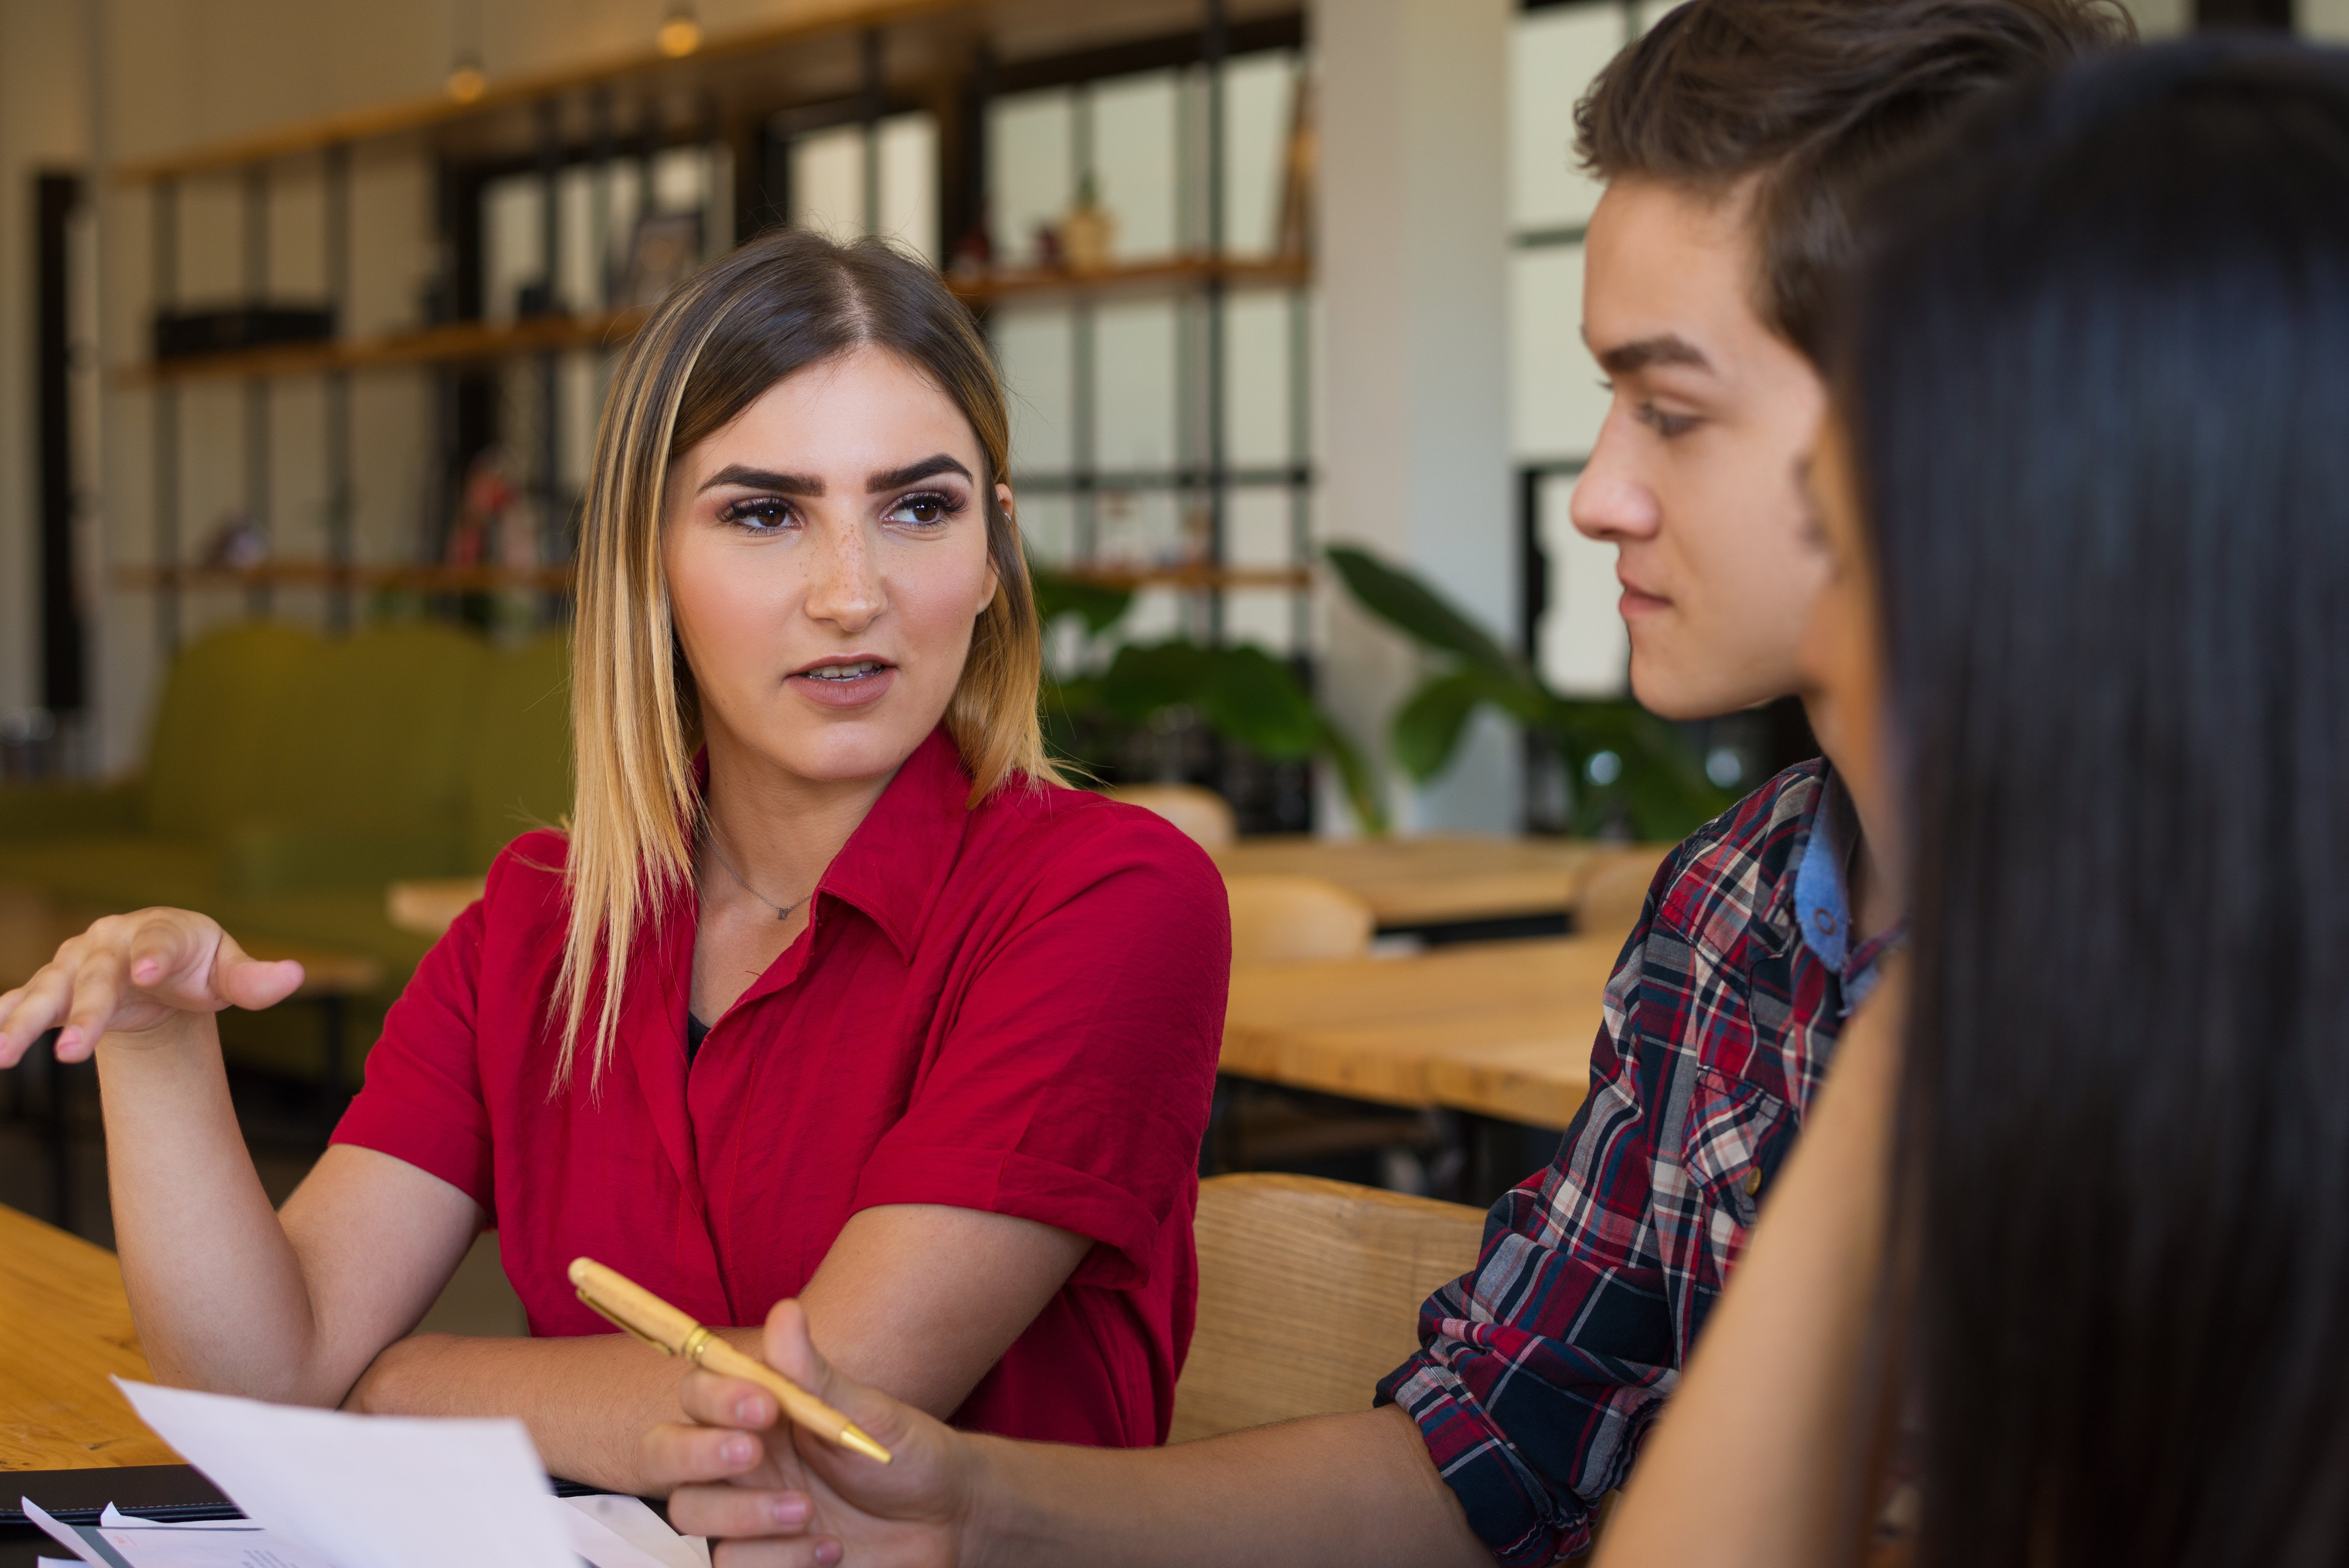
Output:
[1599,37,2349,1568]
[0,231,1228,1490]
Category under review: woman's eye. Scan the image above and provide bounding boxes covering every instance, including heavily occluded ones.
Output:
[720,497,795,532]
[886,492,959,527]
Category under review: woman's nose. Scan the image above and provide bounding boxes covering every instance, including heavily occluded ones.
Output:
[802,523,885,632]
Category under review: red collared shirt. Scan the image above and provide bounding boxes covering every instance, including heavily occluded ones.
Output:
[332,729,1229,1447]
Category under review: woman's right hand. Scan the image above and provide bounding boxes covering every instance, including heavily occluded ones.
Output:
[0,908,304,1068]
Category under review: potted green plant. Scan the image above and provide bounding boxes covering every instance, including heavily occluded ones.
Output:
[1032,571,1387,835]
[1324,546,1728,840]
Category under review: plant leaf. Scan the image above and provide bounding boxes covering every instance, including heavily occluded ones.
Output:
[1391,670,1489,781]
[1315,712,1389,835]
[1031,569,1136,635]
[1325,545,1531,682]
[1098,641,1213,722]
[1196,645,1323,760]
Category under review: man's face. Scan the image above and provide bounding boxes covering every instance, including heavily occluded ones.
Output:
[1572,175,1829,721]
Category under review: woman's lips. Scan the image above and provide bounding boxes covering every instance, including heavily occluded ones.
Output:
[787,660,898,709]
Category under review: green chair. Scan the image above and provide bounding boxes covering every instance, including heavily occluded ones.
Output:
[0,621,578,1088]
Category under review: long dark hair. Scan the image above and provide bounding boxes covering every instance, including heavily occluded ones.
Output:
[1843,41,2349,1568]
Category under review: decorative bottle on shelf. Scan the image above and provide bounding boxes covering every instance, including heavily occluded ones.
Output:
[1062,174,1117,275]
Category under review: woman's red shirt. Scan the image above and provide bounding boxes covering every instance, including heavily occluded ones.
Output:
[331,728,1231,1447]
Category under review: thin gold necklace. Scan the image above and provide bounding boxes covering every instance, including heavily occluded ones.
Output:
[700,822,806,922]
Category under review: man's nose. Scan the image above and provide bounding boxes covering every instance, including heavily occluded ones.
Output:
[1570,408,1661,542]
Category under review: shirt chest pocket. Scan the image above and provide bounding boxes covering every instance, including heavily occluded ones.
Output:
[1681,1067,1796,1268]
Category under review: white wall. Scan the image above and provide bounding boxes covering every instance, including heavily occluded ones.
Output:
[2125,0,2194,37]
[2301,0,2349,37]
[1314,0,1517,834]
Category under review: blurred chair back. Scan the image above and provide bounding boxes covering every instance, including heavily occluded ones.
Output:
[141,621,322,841]
[1171,1173,1487,1442]
[1226,873,1375,964]
[1106,783,1237,850]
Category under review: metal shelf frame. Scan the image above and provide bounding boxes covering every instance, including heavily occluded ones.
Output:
[123,2,1315,689]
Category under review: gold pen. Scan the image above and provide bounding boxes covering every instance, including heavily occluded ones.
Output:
[568,1257,893,1464]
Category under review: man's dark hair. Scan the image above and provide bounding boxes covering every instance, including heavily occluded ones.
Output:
[1850,38,2349,1568]
[1573,0,2134,357]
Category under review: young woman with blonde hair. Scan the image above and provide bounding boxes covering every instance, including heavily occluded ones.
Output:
[0,229,1228,1492]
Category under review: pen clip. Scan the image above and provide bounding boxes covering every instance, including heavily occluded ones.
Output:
[575,1289,682,1356]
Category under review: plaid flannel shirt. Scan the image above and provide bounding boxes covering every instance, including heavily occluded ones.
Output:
[1377,760,1897,1565]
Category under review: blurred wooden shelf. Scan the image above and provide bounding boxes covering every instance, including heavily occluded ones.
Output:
[111,255,1310,388]
[950,253,1310,306]
[111,562,575,594]
[113,561,1308,594]
[109,0,972,185]
[108,2,1308,185]
[114,309,649,388]
[1052,563,1314,591]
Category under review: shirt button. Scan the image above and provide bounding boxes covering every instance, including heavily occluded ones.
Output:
[1812,909,1838,935]
[1742,1168,1763,1197]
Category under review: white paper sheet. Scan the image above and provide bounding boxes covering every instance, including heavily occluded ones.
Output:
[80,1506,330,1568]
[95,1526,330,1568]
[100,1507,259,1530]
[22,1498,122,1568]
[112,1378,574,1568]
[559,1496,709,1568]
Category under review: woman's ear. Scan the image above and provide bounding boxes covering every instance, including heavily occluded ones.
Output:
[981,482,1016,614]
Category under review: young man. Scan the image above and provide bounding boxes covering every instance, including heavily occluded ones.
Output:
[646,3,2132,1563]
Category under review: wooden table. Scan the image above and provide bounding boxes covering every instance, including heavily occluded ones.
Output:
[385,877,486,938]
[0,1204,173,1471]
[1221,936,1617,1131]
[1213,835,1608,929]
[386,840,1677,943]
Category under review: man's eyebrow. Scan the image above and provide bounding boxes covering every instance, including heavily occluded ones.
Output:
[697,464,823,496]
[868,454,973,492]
[1593,334,1714,377]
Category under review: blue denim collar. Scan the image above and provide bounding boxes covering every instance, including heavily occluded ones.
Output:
[1793,769,1897,1011]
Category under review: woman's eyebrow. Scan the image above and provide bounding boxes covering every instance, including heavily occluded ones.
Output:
[868,454,972,492]
[697,464,823,495]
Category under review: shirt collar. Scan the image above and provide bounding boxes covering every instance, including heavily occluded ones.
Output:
[811,726,974,962]
[1792,767,1903,1011]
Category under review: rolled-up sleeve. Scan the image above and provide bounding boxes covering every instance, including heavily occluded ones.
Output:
[329,875,496,1215]
[850,814,1229,1289]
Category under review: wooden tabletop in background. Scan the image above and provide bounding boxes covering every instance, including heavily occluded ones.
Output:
[0,884,385,997]
[1221,936,1618,1130]
[0,1205,175,1471]
[1213,835,1606,928]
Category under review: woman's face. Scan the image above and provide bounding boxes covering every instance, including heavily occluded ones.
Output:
[1796,410,1891,833]
[663,345,1006,788]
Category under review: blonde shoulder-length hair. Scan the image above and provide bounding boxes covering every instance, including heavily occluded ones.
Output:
[557,228,1059,1088]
